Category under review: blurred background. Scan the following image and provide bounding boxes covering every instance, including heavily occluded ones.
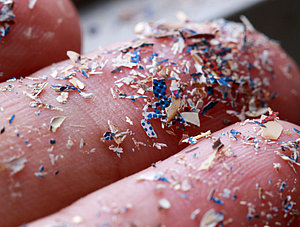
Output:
[72,0,299,65]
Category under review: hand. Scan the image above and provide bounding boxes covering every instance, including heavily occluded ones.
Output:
[0,1,299,226]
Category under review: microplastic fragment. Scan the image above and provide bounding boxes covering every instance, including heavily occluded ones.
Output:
[0,0,15,39]
[190,209,201,220]
[90,148,96,153]
[39,165,44,172]
[181,112,200,127]
[240,15,255,32]
[49,154,55,165]
[158,198,171,210]
[261,120,283,140]
[182,130,211,144]
[50,139,56,144]
[56,92,69,103]
[1,156,27,175]
[67,50,81,65]
[69,77,85,90]
[293,128,300,135]
[66,138,74,149]
[184,137,197,145]
[280,182,287,192]
[253,120,266,128]
[141,119,157,138]
[28,0,37,9]
[49,116,66,132]
[245,107,268,117]
[0,0,15,22]
[208,189,224,205]
[212,138,224,151]
[0,126,5,134]
[125,116,133,125]
[223,188,231,198]
[200,209,224,227]
[273,163,281,170]
[198,152,216,170]
[79,92,93,99]
[112,52,137,68]
[261,112,279,123]
[166,96,181,122]
[108,120,119,134]
[274,151,300,166]
[35,171,47,178]
[171,36,185,55]
[8,114,15,124]
[108,145,123,157]
[153,78,167,99]
[153,142,167,150]
[79,138,85,148]
[201,101,218,115]
[211,196,224,205]
[72,216,83,224]
[181,179,191,191]
[230,129,241,140]
[124,94,147,100]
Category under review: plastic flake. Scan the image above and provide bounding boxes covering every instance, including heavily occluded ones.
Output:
[158,198,171,210]
[200,209,224,227]
[49,116,66,132]
[0,156,27,175]
[141,119,157,138]
[153,78,167,99]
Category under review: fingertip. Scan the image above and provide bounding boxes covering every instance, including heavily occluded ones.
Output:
[27,119,300,227]
[0,0,81,82]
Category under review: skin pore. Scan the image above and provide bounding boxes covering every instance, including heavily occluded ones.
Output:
[0,1,300,226]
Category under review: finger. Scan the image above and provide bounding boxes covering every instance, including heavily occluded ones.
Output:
[0,19,299,226]
[28,119,300,227]
[0,0,81,82]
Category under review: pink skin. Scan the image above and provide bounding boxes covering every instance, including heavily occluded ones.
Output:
[28,120,300,227]
[0,0,81,82]
[0,20,299,226]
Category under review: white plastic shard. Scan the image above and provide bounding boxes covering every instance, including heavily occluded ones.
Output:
[260,115,283,140]
[79,92,93,99]
[56,92,69,103]
[158,198,171,210]
[28,0,37,9]
[181,112,200,127]
[69,77,85,90]
[0,156,27,175]
[67,51,81,65]
[49,116,66,132]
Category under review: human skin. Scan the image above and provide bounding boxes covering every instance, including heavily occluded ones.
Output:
[28,119,300,227]
[0,19,300,226]
[0,0,81,82]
